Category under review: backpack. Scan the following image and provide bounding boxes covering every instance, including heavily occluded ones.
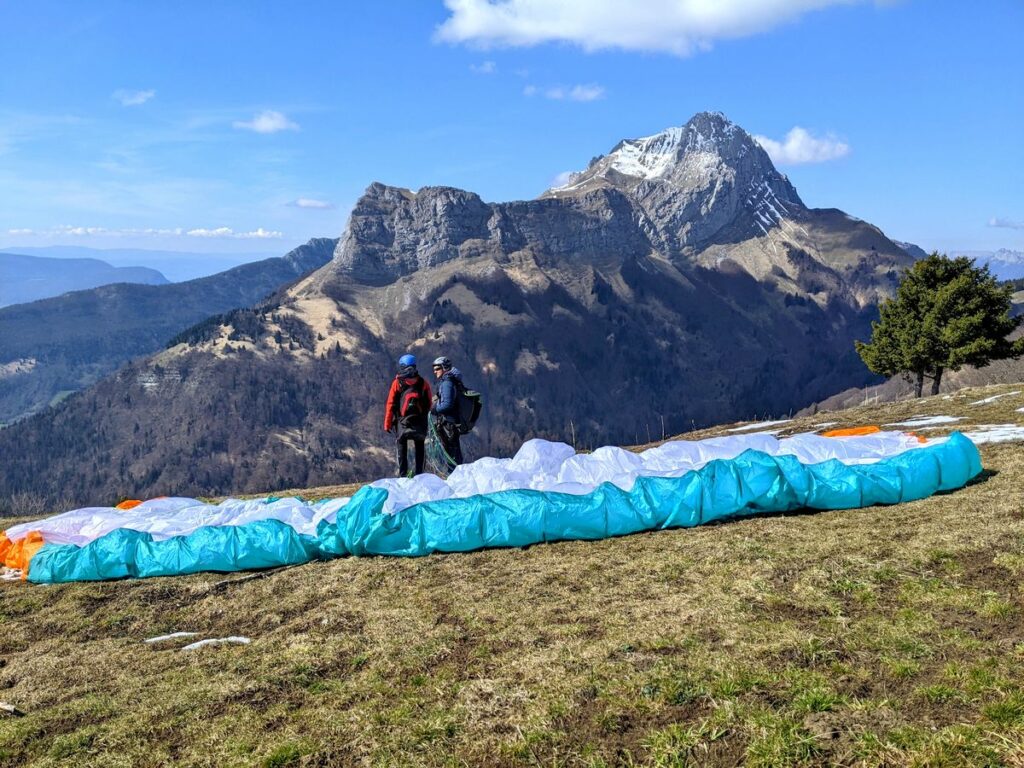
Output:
[453,379,483,434]
[397,377,429,424]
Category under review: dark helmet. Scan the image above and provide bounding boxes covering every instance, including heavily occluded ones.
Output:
[398,354,416,367]
[432,356,452,371]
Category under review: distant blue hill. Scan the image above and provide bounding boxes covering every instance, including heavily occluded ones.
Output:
[0,245,280,282]
[0,238,337,424]
[0,252,169,307]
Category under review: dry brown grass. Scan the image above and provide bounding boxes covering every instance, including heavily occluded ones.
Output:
[2,385,1024,767]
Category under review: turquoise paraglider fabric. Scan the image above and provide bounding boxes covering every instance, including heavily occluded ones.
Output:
[26,432,982,584]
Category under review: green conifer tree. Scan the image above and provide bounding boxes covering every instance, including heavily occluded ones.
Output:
[856,253,1023,397]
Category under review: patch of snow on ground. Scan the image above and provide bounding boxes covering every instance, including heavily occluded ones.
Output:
[726,419,792,433]
[145,632,200,644]
[964,424,1024,445]
[181,636,251,652]
[970,391,1021,406]
[884,416,963,427]
[814,422,839,429]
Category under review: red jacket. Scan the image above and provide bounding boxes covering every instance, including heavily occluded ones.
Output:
[384,374,433,431]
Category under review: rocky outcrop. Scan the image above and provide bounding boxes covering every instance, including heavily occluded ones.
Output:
[332,183,654,286]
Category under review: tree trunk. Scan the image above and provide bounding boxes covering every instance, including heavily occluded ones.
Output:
[930,368,943,396]
[914,370,924,398]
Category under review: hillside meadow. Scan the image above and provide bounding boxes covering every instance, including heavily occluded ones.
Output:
[2,384,1024,767]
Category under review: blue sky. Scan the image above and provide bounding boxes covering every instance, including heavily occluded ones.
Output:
[1,0,1021,259]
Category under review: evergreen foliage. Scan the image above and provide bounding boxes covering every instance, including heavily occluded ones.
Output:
[856,253,1023,397]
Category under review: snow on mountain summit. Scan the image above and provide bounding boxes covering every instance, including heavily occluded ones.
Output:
[549,111,750,193]
[541,111,812,259]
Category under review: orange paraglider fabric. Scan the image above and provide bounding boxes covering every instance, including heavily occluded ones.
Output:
[822,426,881,438]
[5,531,46,578]
[0,533,11,564]
[116,499,143,510]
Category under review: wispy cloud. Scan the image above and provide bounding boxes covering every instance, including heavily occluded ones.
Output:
[12,225,185,237]
[550,170,575,188]
[7,225,283,240]
[566,84,604,101]
[436,0,874,57]
[233,110,300,134]
[753,127,850,165]
[470,60,497,74]
[288,197,335,210]
[112,89,155,106]
[988,217,1024,230]
[524,83,605,101]
[0,112,85,157]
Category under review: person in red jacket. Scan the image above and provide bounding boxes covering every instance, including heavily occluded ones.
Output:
[384,354,433,477]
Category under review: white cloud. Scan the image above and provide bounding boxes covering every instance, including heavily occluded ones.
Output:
[567,84,604,101]
[49,226,185,237]
[5,225,281,240]
[187,227,234,238]
[232,110,300,134]
[470,60,497,73]
[989,217,1024,230]
[550,170,575,187]
[529,83,605,101]
[112,89,155,106]
[289,197,335,210]
[753,127,850,165]
[187,227,283,239]
[436,0,869,57]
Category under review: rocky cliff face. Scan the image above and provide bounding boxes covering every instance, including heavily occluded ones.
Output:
[0,113,915,509]
[545,111,803,256]
[331,183,652,286]
[329,112,910,308]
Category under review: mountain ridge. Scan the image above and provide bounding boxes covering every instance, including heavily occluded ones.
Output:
[0,239,336,424]
[0,112,918,508]
[0,252,169,307]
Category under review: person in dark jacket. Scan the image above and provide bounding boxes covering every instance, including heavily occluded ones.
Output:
[384,354,432,477]
[430,356,463,471]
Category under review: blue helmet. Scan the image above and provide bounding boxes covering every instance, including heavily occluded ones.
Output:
[398,354,416,367]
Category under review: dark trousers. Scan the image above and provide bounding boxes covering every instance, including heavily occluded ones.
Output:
[437,420,463,472]
[396,431,425,477]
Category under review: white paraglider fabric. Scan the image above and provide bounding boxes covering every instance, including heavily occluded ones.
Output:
[5,431,932,549]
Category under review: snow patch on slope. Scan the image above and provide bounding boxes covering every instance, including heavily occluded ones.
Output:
[970,391,1020,406]
[965,424,1024,444]
[885,416,963,427]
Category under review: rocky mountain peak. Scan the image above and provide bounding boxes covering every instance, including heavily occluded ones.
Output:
[542,111,803,256]
[546,111,787,197]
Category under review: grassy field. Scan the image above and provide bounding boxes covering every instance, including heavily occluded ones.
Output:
[2,384,1024,767]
